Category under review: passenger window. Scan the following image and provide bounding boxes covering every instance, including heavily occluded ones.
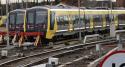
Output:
[93,15,102,23]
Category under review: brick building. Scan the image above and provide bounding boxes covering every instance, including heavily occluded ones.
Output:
[60,0,114,7]
[116,0,125,7]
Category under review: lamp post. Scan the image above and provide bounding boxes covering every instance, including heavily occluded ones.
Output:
[6,0,10,47]
[26,0,28,8]
[78,0,82,41]
[109,0,116,37]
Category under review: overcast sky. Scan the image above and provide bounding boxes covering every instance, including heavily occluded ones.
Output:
[1,0,116,4]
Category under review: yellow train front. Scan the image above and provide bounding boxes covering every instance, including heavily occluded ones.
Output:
[0,16,7,35]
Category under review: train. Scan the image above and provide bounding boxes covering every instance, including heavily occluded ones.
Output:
[0,16,7,26]
[4,4,125,46]
[0,16,7,35]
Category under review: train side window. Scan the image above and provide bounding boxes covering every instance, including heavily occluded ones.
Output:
[72,15,76,24]
[105,14,110,23]
[93,15,102,23]
[73,15,78,24]
[50,12,55,30]
[64,15,68,24]
[57,16,62,25]
[109,14,114,22]
[85,15,90,23]
[60,16,64,25]
[56,16,60,25]
[118,14,124,21]
[80,15,84,22]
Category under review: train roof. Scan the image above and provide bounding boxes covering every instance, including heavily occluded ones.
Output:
[28,4,78,10]
[9,9,25,13]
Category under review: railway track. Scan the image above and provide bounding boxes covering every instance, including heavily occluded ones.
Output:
[0,38,116,67]
[26,42,116,67]
[58,45,116,67]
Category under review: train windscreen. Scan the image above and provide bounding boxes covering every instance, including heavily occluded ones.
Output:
[36,10,48,24]
[27,9,48,32]
[9,13,15,25]
[16,12,24,24]
[9,11,25,31]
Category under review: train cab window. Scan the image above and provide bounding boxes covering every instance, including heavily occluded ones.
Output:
[27,11,34,24]
[36,10,48,24]
[50,12,55,30]
[9,13,15,24]
[16,13,24,24]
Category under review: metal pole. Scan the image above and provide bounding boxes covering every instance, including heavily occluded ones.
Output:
[116,34,123,50]
[26,0,28,8]
[109,0,116,37]
[22,0,24,9]
[6,0,10,47]
[78,0,82,41]
[0,0,1,14]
